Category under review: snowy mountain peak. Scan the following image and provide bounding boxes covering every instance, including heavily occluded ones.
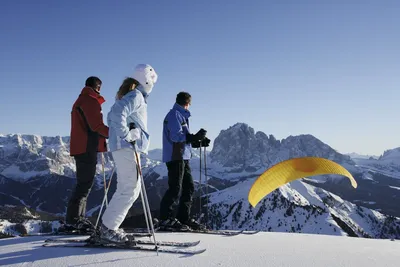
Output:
[209,124,354,174]
[280,134,354,163]
[379,147,400,164]
[0,134,69,148]
[0,134,74,181]
[210,123,277,172]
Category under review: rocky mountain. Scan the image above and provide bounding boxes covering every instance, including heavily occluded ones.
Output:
[208,123,358,182]
[0,134,75,181]
[1,123,400,239]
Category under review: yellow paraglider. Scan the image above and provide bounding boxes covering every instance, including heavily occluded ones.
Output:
[248,157,357,208]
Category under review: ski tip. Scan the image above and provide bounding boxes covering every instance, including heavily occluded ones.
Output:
[193,248,207,254]
[242,230,260,235]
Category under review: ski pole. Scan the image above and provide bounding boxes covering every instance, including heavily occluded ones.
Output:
[199,144,202,221]
[128,123,151,237]
[101,153,109,206]
[204,146,209,229]
[139,167,151,236]
[95,165,116,229]
[133,146,158,255]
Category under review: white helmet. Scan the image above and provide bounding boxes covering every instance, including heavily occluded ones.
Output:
[132,64,158,95]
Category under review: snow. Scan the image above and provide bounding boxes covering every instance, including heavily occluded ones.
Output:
[354,200,377,205]
[346,152,379,160]
[146,148,163,161]
[356,164,400,179]
[0,232,399,267]
[204,176,400,239]
[0,220,61,236]
[351,148,400,180]
[380,148,400,163]
[1,165,50,182]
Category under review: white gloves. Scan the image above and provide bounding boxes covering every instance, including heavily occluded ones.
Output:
[125,128,141,143]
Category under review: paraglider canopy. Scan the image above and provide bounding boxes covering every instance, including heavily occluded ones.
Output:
[248,157,357,208]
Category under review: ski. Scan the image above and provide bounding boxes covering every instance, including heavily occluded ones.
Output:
[23,231,94,236]
[126,227,245,236]
[25,231,152,238]
[155,229,244,236]
[44,237,201,248]
[42,242,206,255]
[187,229,259,235]
[188,229,244,236]
[242,230,260,235]
[27,229,258,237]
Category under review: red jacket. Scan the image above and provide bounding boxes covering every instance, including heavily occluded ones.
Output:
[70,87,109,156]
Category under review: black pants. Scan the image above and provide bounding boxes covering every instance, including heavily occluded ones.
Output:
[66,152,97,224]
[159,160,195,223]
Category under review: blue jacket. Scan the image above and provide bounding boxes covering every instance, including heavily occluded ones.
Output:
[162,103,192,162]
[107,87,150,154]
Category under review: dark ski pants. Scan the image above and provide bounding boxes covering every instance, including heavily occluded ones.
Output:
[66,152,97,224]
[159,160,195,223]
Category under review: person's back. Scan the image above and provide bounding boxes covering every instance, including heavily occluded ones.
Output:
[107,89,149,154]
[70,85,108,156]
[162,104,192,163]
[65,76,109,233]
[159,92,209,231]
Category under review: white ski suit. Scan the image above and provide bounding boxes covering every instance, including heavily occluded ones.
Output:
[101,64,157,230]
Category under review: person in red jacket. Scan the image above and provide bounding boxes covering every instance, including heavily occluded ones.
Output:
[65,76,109,232]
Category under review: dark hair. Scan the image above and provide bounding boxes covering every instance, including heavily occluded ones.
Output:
[176,92,191,106]
[116,77,140,100]
[85,76,102,88]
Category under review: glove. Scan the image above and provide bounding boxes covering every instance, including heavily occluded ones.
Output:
[128,123,137,145]
[191,137,210,148]
[124,127,140,146]
[129,123,136,130]
[186,128,207,143]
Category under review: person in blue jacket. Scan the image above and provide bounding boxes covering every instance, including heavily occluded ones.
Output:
[99,64,158,243]
[158,91,210,231]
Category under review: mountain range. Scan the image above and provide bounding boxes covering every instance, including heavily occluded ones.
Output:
[0,123,399,239]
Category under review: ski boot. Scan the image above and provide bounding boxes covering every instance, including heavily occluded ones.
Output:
[98,224,135,245]
[180,218,207,231]
[157,218,191,232]
[59,218,96,235]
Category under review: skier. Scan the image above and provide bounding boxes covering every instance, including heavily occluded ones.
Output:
[158,91,211,231]
[98,64,158,243]
[66,76,109,232]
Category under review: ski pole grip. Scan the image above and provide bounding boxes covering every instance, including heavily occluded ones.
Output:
[129,123,136,130]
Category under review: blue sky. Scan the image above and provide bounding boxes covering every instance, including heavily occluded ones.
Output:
[1,0,399,156]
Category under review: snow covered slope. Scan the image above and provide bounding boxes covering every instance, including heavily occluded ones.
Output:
[351,147,400,179]
[0,231,399,267]
[346,152,379,160]
[204,178,400,239]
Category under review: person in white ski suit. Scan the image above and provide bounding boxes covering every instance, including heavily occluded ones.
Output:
[99,64,158,243]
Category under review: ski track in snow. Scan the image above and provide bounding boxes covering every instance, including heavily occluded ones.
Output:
[0,232,399,267]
